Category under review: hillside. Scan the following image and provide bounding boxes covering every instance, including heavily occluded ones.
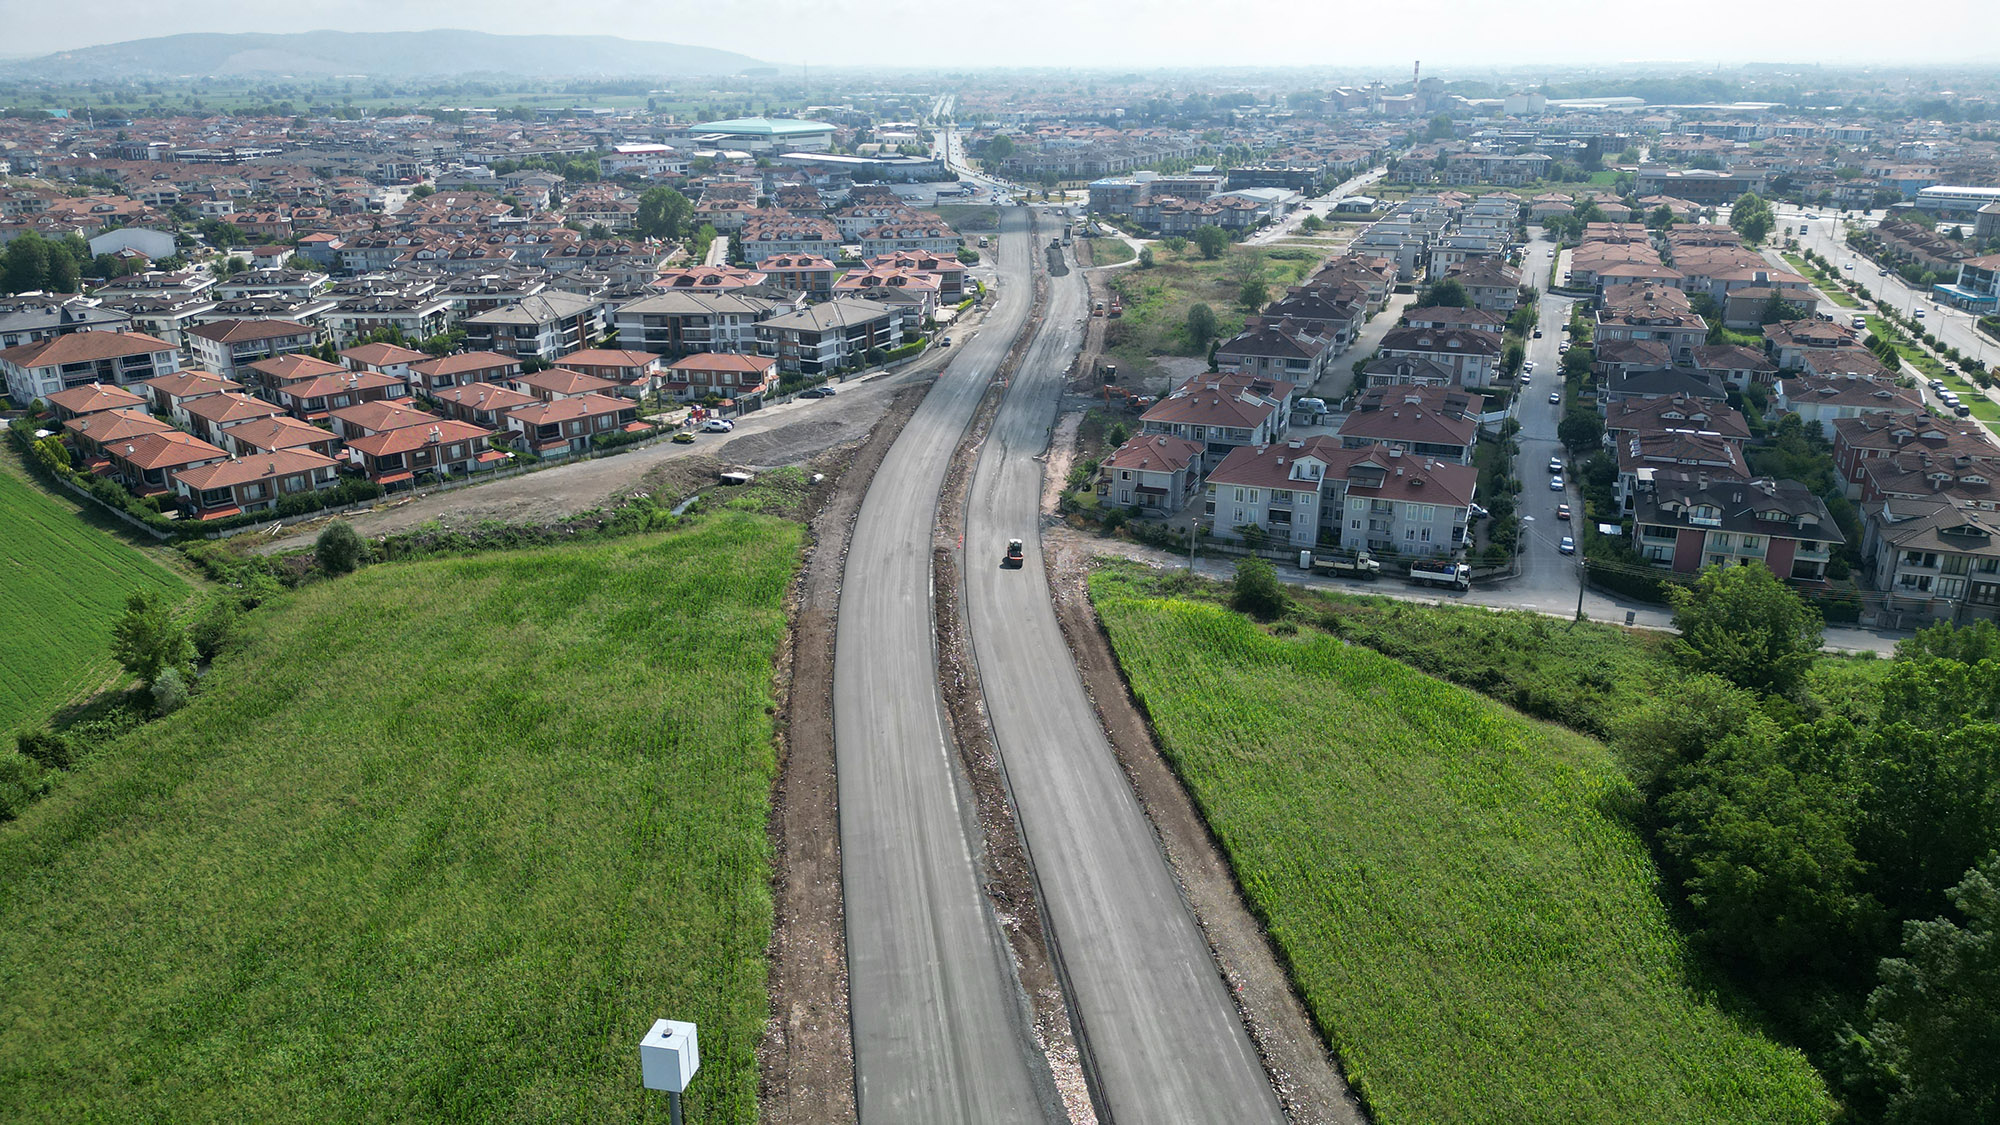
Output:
[0,513,799,1121]
[0,467,188,736]
[0,30,765,81]
[1089,569,1835,1125]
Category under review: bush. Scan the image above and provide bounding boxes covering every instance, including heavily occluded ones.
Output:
[150,666,189,716]
[314,520,367,575]
[189,595,242,662]
[1231,556,1288,620]
[0,751,52,822]
[15,728,78,771]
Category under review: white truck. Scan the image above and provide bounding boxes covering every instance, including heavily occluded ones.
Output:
[1406,560,1471,590]
[1299,550,1381,580]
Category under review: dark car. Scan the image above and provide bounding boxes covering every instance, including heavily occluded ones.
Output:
[801,386,836,398]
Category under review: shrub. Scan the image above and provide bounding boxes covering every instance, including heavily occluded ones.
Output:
[1231,556,1287,620]
[15,728,77,771]
[189,595,242,662]
[150,666,189,716]
[314,520,367,575]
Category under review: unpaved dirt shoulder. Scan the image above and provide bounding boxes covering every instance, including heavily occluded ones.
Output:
[759,380,928,1125]
[931,266,1097,1125]
[1044,539,1371,1125]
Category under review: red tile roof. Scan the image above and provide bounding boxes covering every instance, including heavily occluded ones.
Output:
[45,382,145,415]
[173,449,339,491]
[0,330,176,367]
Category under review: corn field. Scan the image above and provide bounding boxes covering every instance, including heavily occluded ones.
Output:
[0,512,800,1123]
[1090,571,1834,1125]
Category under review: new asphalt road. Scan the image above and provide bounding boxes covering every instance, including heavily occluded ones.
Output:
[960,229,1287,1119]
[833,208,1067,1123]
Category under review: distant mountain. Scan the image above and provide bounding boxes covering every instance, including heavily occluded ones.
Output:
[0,30,765,81]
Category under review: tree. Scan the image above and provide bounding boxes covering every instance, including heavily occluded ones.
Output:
[636,186,693,240]
[1557,409,1603,454]
[983,134,1014,162]
[1425,114,1455,141]
[1300,214,1326,234]
[110,590,192,690]
[1238,277,1268,312]
[409,184,435,199]
[1137,246,1155,269]
[1860,854,2000,1125]
[314,520,367,575]
[1730,191,1775,244]
[1193,225,1228,260]
[1231,557,1287,620]
[1186,302,1218,348]
[1,232,49,294]
[1418,278,1470,308]
[1648,204,1677,231]
[1666,562,1822,697]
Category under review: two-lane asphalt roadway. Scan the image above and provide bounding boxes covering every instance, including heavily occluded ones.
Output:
[960,229,1287,1118]
[834,208,1068,1123]
[1501,232,1587,611]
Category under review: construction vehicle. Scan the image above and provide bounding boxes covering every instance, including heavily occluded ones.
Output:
[1300,551,1381,580]
[1003,538,1025,568]
[1407,560,1472,590]
[1107,301,1123,318]
[1093,300,1107,317]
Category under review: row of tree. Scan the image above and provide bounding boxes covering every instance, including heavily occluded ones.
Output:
[1631,569,1999,1123]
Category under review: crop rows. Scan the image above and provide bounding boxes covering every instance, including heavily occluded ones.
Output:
[1089,571,1834,1125]
[0,512,800,1122]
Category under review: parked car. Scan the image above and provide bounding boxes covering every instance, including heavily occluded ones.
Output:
[1532,328,1543,338]
[1523,360,1535,372]
[1548,391,1562,404]
[1550,475,1566,491]
[1548,456,1565,473]
[1559,536,1576,555]
[672,431,696,444]
[701,418,734,433]
[940,335,953,347]
[800,386,836,398]
[1469,502,1489,519]
[1557,502,1572,520]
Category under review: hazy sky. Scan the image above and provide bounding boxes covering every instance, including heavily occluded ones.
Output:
[5,0,1998,70]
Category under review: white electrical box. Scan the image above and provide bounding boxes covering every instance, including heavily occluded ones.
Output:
[640,1019,700,1093]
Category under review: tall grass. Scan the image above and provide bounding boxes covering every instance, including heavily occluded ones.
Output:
[1090,570,1835,1125]
[0,512,800,1122]
[0,469,188,734]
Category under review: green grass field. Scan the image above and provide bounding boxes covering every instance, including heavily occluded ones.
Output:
[1781,252,1860,308]
[1085,236,1135,266]
[0,512,800,1122]
[0,468,189,734]
[1090,570,1835,1125]
[1106,244,1321,382]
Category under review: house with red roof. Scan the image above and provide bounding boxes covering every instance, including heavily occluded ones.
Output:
[171,449,343,520]
[181,391,285,448]
[219,414,343,459]
[345,419,499,487]
[407,350,522,393]
[185,318,318,381]
[103,429,228,497]
[504,394,642,456]
[512,367,623,403]
[1203,436,1477,555]
[43,382,146,423]
[1098,434,1205,515]
[64,408,175,461]
[0,330,181,402]
[430,383,541,429]
[661,353,778,402]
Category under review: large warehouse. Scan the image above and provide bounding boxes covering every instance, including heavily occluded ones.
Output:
[683,116,836,153]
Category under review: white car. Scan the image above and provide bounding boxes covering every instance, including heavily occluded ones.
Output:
[1549,391,1562,404]
[1548,456,1565,473]
[700,418,734,433]
[1523,360,1536,372]
[1550,475,1566,491]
